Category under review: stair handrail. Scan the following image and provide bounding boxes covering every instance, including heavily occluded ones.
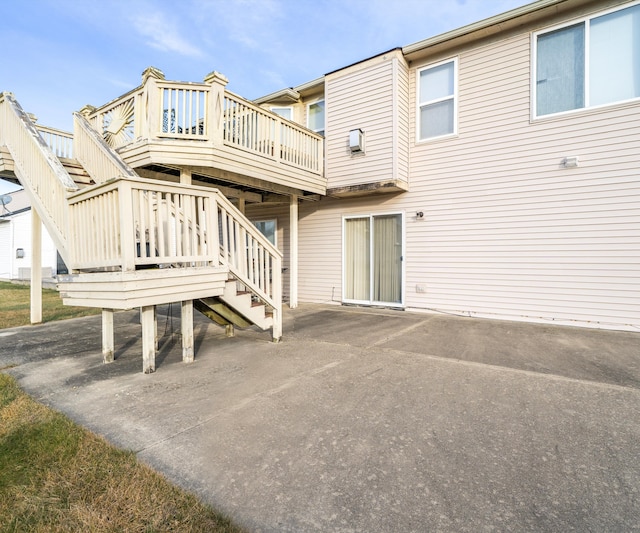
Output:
[214,188,282,339]
[66,175,282,306]
[66,174,283,338]
[0,92,78,262]
[73,112,139,185]
[214,190,282,307]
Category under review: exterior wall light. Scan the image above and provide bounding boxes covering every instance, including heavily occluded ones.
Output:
[561,156,579,168]
[349,128,365,153]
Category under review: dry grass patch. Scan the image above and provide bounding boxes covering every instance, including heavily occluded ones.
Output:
[0,281,101,329]
[0,373,245,532]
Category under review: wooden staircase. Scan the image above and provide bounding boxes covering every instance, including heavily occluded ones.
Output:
[195,279,274,333]
[0,92,283,373]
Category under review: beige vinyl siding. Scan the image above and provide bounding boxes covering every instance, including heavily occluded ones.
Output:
[298,199,344,304]
[296,23,639,331]
[325,55,401,189]
[298,195,403,305]
[394,58,410,184]
[405,30,640,330]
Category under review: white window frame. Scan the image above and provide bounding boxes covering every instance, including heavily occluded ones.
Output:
[532,1,640,119]
[270,107,293,121]
[416,57,458,142]
[252,219,277,247]
[307,99,325,135]
[341,211,405,307]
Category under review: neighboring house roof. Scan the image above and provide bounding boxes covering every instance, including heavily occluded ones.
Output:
[0,206,30,219]
[253,77,325,105]
[0,188,29,218]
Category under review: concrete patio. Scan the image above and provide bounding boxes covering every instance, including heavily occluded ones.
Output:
[1,304,639,532]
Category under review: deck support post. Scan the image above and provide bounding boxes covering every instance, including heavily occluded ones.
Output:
[30,209,42,324]
[272,308,282,343]
[180,168,192,185]
[225,324,235,337]
[141,305,156,374]
[154,306,158,350]
[102,309,114,363]
[289,194,299,309]
[181,300,194,363]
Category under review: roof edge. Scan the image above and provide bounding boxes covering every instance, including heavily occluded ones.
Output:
[402,0,564,56]
[253,76,326,105]
[253,87,300,105]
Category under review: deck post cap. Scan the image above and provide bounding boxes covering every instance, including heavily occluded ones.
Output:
[78,104,96,116]
[141,66,165,83]
[204,71,229,86]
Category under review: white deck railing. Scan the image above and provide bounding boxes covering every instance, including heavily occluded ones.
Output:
[0,93,78,258]
[158,82,208,139]
[67,176,282,312]
[2,92,282,334]
[36,125,74,159]
[215,189,283,309]
[86,77,323,175]
[222,91,322,173]
[88,88,142,149]
[73,112,138,185]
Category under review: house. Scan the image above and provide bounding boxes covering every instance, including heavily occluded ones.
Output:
[249,0,640,332]
[0,0,638,373]
[0,188,64,283]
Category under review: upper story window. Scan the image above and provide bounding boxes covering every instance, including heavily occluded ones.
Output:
[535,2,640,117]
[271,107,293,120]
[418,58,457,141]
[307,100,325,136]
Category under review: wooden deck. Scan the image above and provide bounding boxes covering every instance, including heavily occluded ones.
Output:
[84,68,326,197]
[57,267,228,309]
[1,91,285,372]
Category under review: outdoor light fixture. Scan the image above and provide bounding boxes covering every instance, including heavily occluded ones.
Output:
[561,156,579,168]
[16,248,25,259]
[349,128,365,153]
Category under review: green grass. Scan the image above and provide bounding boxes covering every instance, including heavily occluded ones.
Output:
[0,373,245,532]
[0,281,101,329]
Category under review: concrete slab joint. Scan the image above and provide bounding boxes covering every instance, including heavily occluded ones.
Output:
[1,305,640,531]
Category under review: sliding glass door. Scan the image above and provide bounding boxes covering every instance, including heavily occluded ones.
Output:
[343,213,403,306]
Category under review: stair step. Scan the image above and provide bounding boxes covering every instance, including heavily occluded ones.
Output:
[196,298,253,328]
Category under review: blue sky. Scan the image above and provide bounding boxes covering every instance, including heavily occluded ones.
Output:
[1,0,532,194]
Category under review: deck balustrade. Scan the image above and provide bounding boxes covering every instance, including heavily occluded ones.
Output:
[74,112,138,185]
[2,87,285,344]
[0,93,78,257]
[86,76,323,176]
[159,83,208,139]
[67,177,282,311]
[36,125,74,159]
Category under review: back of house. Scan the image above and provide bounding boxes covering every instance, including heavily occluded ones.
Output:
[250,0,640,332]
